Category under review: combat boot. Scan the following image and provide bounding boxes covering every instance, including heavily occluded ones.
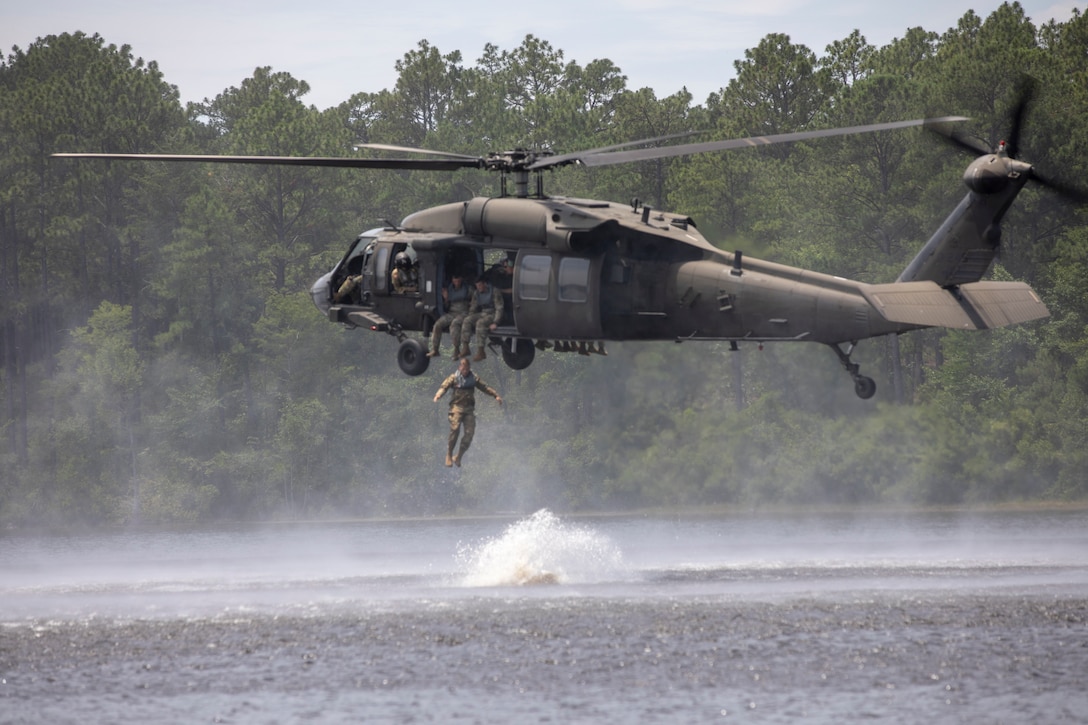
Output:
[451,345,462,359]
[445,452,453,467]
[473,347,486,362]
[427,348,440,357]
[452,453,462,467]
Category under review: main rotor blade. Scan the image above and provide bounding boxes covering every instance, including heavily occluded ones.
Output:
[527,130,709,170]
[353,143,482,161]
[567,117,970,167]
[51,152,483,171]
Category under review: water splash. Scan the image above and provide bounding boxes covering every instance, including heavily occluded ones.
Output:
[456,509,624,587]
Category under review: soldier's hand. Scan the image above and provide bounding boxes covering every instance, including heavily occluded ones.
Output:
[433,393,441,403]
[496,395,503,406]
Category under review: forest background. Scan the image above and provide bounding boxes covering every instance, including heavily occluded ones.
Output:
[2,3,1088,527]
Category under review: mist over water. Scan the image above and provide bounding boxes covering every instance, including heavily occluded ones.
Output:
[2,507,1087,723]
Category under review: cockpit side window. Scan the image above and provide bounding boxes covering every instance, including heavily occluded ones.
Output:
[345,254,364,275]
[332,237,374,293]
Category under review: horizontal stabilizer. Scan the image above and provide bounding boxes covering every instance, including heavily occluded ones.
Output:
[957,281,1051,327]
[862,281,1049,330]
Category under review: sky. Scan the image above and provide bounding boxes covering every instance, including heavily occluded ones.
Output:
[2,0,1083,110]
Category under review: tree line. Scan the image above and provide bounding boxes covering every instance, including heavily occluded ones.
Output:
[2,3,1087,526]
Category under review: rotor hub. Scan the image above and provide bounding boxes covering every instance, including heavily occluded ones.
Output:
[964,154,1014,195]
[484,148,554,173]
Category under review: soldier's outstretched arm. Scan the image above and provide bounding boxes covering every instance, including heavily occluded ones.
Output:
[477,379,503,405]
[434,376,453,403]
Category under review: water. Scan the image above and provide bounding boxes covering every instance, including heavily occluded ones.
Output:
[2,508,1087,723]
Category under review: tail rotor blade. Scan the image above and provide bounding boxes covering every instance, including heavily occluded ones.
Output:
[1031,169,1088,205]
[928,126,992,157]
[1005,76,1036,159]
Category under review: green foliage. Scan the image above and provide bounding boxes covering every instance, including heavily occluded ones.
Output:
[3,11,1088,527]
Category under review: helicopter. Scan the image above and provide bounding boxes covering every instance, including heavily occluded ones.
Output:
[55,90,1082,399]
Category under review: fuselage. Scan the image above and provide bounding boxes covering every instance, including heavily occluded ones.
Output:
[313,195,915,346]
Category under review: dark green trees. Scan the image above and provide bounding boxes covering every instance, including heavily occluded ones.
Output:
[3,7,1087,526]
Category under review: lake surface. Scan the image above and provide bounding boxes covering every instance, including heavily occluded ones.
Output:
[2,508,1087,723]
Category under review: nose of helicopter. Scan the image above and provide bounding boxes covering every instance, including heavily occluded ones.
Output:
[310,270,333,315]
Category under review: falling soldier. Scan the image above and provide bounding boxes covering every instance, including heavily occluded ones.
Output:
[432,356,503,467]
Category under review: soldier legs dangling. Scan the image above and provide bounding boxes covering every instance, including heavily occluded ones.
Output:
[445,409,476,467]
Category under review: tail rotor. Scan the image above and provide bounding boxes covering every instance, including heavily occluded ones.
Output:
[927,76,1088,203]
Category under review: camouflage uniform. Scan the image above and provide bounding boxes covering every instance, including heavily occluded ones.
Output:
[391,266,418,293]
[429,279,471,356]
[333,275,362,303]
[461,281,505,360]
[434,366,501,466]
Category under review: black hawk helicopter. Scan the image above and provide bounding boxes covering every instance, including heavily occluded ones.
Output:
[56,89,1081,399]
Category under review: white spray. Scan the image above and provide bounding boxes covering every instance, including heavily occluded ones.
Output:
[456,509,624,586]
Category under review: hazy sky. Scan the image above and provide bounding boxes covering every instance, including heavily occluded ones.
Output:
[2,0,1082,110]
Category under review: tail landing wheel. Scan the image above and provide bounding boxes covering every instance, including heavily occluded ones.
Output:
[828,342,877,399]
[854,375,877,400]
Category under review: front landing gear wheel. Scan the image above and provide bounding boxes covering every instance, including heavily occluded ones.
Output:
[854,376,876,399]
[501,338,535,370]
[397,338,430,376]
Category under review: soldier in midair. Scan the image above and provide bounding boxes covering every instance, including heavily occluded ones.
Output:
[433,356,503,467]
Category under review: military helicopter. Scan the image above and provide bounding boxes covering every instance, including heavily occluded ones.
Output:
[55,89,1081,399]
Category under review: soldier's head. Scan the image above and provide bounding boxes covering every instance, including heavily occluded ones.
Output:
[451,272,464,287]
[475,277,489,290]
[458,356,472,374]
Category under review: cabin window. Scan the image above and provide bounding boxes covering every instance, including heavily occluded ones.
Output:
[558,258,590,303]
[519,254,552,300]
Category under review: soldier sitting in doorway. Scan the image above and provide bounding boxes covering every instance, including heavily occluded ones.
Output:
[461,275,505,361]
[428,271,471,358]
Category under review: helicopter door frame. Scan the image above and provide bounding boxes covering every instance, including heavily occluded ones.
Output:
[372,244,392,295]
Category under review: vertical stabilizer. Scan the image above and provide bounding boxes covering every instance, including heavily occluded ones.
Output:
[897,154,1030,286]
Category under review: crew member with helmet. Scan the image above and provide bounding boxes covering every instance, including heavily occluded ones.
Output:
[391,251,418,293]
